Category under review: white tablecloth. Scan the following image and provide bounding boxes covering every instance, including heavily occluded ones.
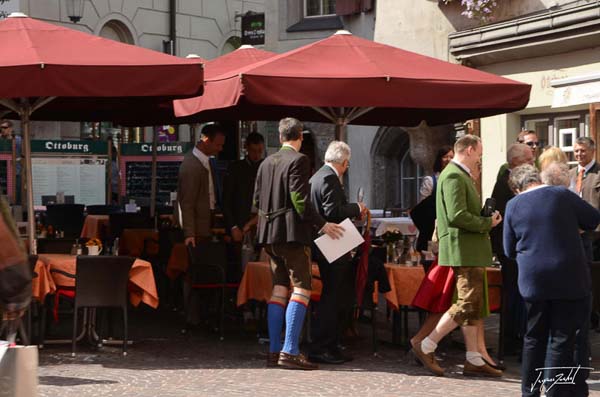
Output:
[371,216,417,236]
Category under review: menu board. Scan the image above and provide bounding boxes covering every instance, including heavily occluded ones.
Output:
[120,142,191,205]
[125,160,180,205]
[31,157,106,206]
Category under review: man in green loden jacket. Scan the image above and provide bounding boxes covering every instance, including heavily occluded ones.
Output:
[413,135,503,377]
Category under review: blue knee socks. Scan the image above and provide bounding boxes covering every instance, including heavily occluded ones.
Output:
[281,300,308,355]
[267,302,285,353]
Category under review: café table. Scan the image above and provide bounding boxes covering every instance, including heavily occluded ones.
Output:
[236,261,323,306]
[31,259,56,303]
[80,215,110,239]
[37,253,159,309]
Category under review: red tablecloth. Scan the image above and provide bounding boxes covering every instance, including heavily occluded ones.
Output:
[38,254,159,309]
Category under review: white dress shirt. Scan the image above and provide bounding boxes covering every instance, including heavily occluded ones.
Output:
[192,146,215,210]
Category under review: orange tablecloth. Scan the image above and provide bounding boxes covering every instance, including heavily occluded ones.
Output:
[80,215,109,239]
[383,264,502,311]
[236,261,322,307]
[31,259,56,303]
[38,254,159,309]
[119,229,159,258]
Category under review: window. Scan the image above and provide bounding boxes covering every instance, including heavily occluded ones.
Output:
[399,151,424,209]
[523,112,589,165]
[305,0,336,17]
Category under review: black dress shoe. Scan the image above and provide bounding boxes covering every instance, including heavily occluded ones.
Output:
[309,352,345,365]
[330,349,353,362]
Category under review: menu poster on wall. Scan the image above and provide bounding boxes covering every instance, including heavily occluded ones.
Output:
[31,157,106,206]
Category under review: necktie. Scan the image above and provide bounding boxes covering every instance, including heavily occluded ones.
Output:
[576,168,585,194]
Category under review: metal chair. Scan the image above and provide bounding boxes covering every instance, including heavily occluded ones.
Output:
[72,255,134,356]
[185,241,238,340]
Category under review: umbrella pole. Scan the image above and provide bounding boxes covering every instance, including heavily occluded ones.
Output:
[150,127,158,224]
[22,108,35,254]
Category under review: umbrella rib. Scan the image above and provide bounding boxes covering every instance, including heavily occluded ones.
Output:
[310,106,337,123]
[346,107,375,123]
[0,98,20,113]
[31,96,57,113]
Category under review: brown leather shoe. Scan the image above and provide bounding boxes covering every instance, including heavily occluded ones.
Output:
[411,345,444,376]
[266,352,280,367]
[277,352,319,370]
[463,361,503,377]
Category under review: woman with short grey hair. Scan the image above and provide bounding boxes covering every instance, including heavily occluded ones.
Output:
[504,164,600,396]
[508,164,542,193]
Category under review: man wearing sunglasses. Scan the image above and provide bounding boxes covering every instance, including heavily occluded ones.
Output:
[496,129,540,181]
[0,120,22,203]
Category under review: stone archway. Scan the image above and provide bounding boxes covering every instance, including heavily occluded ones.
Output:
[98,20,135,44]
[370,127,410,209]
[370,123,456,208]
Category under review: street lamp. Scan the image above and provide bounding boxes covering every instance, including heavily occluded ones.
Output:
[66,0,84,23]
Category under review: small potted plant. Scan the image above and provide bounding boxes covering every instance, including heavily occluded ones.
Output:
[86,238,103,255]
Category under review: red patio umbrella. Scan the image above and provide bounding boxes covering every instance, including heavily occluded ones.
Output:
[174,30,531,140]
[0,13,204,252]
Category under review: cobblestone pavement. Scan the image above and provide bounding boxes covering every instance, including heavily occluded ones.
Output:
[36,307,600,397]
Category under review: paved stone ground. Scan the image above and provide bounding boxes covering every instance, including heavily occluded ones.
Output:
[36,305,600,397]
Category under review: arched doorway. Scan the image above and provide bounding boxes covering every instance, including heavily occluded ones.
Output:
[370,124,457,209]
[222,36,241,55]
[370,127,423,209]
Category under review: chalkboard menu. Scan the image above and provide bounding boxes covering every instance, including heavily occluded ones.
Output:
[125,160,180,205]
[120,143,192,205]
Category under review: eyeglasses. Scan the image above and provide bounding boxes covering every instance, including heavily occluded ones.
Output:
[524,141,539,148]
[0,126,9,130]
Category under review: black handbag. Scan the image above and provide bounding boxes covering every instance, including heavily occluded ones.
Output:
[410,176,437,252]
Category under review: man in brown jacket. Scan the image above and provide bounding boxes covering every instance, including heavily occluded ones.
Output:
[176,124,225,246]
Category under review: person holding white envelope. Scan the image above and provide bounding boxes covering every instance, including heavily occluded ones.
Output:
[309,141,367,365]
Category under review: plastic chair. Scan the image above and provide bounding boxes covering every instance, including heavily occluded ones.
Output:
[45,204,85,239]
[72,256,134,356]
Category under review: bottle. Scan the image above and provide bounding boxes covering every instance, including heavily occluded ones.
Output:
[76,242,82,255]
[113,237,119,256]
[71,240,78,255]
[408,237,419,266]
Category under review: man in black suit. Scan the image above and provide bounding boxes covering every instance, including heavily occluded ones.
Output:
[490,143,533,356]
[309,141,366,364]
[254,117,344,370]
[223,132,264,280]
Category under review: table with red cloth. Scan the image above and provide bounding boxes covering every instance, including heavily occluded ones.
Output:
[80,215,109,239]
[384,264,501,312]
[31,259,56,303]
[37,254,159,309]
[236,261,323,306]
